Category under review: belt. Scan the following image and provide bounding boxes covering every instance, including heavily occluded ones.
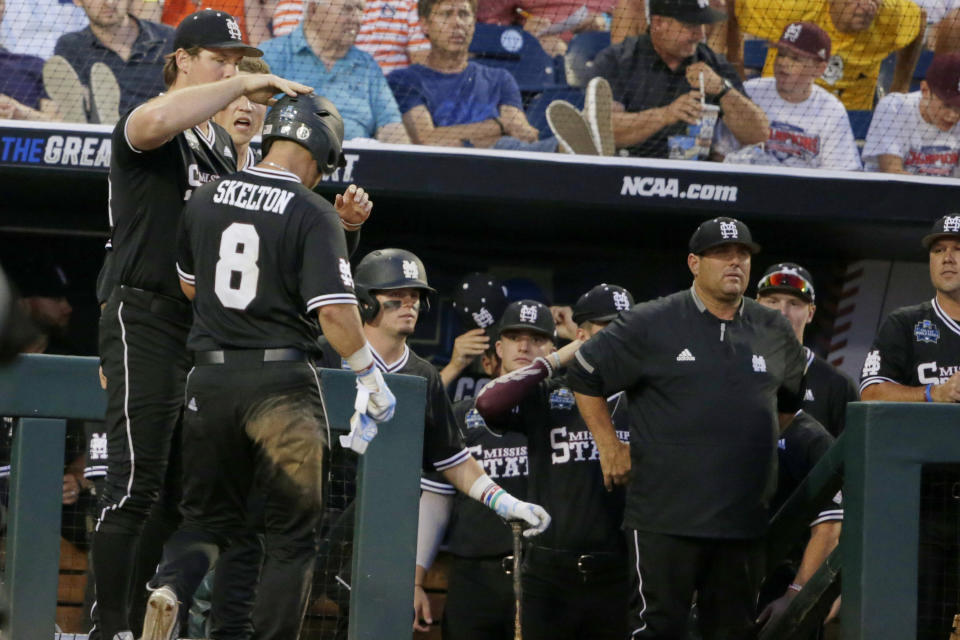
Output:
[525,546,624,581]
[194,348,309,365]
[458,554,516,575]
[117,285,191,317]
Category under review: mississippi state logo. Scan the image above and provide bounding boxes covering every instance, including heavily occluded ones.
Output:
[549,386,575,410]
[914,319,940,344]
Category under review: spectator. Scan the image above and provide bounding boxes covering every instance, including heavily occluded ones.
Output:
[592,0,768,158]
[213,57,270,169]
[259,0,410,142]
[0,0,88,58]
[387,0,600,152]
[610,0,733,56]
[478,0,613,57]
[53,0,175,122]
[271,0,430,72]
[161,0,275,46]
[0,12,59,121]
[862,52,960,176]
[721,22,861,170]
[730,0,925,111]
[913,0,960,51]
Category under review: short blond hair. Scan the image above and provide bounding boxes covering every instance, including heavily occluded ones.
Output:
[239,57,271,74]
[162,46,201,88]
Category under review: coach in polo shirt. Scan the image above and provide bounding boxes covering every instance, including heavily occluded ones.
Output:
[568,216,806,639]
[591,0,769,158]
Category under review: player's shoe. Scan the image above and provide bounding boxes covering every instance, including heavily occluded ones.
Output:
[42,56,87,123]
[140,585,179,640]
[546,101,598,155]
[584,77,615,156]
[90,62,121,126]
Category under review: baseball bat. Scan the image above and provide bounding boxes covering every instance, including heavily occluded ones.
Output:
[511,521,524,640]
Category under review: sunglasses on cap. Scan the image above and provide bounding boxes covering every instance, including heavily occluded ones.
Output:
[758,272,813,298]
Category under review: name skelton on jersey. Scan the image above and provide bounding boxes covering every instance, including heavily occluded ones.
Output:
[860,297,960,392]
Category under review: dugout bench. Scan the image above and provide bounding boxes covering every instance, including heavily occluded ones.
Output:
[0,353,424,640]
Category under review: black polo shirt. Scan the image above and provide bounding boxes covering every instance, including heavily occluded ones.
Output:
[591,34,745,158]
[54,15,174,116]
[802,347,858,437]
[567,287,806,539]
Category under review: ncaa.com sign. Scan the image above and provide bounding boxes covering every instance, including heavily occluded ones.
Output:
[620,175,738,202]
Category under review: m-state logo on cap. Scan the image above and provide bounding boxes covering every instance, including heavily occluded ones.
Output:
[719,220,739,239]
[945,215,960,233]
[519,304,539,323]
[784,23,802,42]
[226,17,243,40]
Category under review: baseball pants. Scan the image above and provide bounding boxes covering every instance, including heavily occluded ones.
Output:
[442,554,518,640]
[626,529,764,640]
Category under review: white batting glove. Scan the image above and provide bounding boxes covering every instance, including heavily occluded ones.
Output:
[355,366,396,423]
[501,500,552,538]
[339,411,378,454]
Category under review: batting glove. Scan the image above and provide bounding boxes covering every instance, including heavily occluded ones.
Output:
[355,366,396,423]
[339,411,378,454]
[502,500,552,538]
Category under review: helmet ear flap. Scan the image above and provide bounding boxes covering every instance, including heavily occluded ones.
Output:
[357,288,380,323]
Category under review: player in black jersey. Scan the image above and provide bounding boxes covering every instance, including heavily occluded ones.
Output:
[755,263,858,437]
[474,288,633,640]
[860,215,960,640]
[137,93,396,640]
[214,57,270,172]
[568,218,806,640]
[92,10,320,640]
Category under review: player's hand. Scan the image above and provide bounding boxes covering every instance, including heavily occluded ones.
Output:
[356,366,397,422]
[550,305,578,341]
[450,329,489,369]
[931,371,960,402]
[62,474,80,505]
[686,62,724,96]
[756,589,795,629]
[339,411,379,453]
[599,440,631,491]
[335,184,372,229]
[665,91,703,126]
[0,95,21,120]
[98,365,107,390]
[240,74,313,105]
[413,584,433,632]
[503,500,552,537]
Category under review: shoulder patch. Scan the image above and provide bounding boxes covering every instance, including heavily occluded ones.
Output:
[464,408,487,430]
[914,319,940,344]
[549,386,575,410]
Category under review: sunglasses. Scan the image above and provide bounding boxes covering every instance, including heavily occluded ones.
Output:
[758,272,813,298]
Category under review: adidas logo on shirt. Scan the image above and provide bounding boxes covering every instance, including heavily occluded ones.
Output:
[676,349,696,362]
[187,397,198,412]
[804,388,815,401]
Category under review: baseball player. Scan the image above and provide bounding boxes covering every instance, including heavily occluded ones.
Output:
[474,286,635,640]
[860,215,960,640]
[92,10,313,640]
[755,263,859,436]
[567,217,806,639]
[213,57,270,172]
[138,93,395,640]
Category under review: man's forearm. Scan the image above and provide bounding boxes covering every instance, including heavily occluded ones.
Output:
[891,17,925,93]
[441,455,486,494]
[376,121,411,144]
[794,521,841,586]
[861,381,926,402]
[574,392,619,450]
[612,108,672,147]
[317,303,368,359]
[416,119,502,147]
[720,90,769,145]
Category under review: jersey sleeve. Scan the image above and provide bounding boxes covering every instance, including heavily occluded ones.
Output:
[859,311,911,392]
[300,199,358,313]
[420,470,456,495]
[112,103,166,159]
[566,307,648,397]
[424,370,471,472]
[175,210,195,288]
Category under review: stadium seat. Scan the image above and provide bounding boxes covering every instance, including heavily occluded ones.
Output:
[743,39,769,77]
[564,31,611,87]
[470,23,565,92]
[525,87,586,139]
[912,49,934,91]
[847,109,873,141]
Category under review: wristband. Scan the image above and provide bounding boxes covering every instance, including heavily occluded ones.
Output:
[925,383,934,403]
[787,583,803,593]
[346,343,375,375]
[342,219,363,230]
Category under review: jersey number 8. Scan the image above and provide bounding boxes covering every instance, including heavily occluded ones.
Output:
[215,222,260,310]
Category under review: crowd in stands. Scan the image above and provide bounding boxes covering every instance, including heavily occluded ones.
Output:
[1,0,960,175]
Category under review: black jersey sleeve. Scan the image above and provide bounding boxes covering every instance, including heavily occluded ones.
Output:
[175,214,195,288]
[424,370,470,472]
[112,104,166,161]
[299,196,358,313]
[567,307,648,397]
[859,311,910,391]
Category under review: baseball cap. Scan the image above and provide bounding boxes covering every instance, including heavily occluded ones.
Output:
[173,10,264,57]
[12,263,71,298]
[572,284,635,324]
[451,272,508,334]
[921,214,960,249]
[649,0,726,24]
[498,300,555,339]
[756,263,815,303]
[775,22,831,63]
[924,53,960,109]
[688,217,761,255]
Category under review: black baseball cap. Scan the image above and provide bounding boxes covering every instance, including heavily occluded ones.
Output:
[649,0,726,24]
[921,214,960,249]
[174,10,264,57]
[756,263,815,303]
[572,284,635,324]
[451,272,508,334]
[498,300,555,339]
[13,263,71,298]
[689,217,761,255]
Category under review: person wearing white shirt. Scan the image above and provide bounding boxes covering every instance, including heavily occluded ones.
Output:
[722,21,861,171]
[863,51,960,176]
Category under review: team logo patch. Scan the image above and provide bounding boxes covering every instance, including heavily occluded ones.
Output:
[943,215,960,232]
[862,350,881,377]
[296,124,311,141]
[472,307,495,328]
[519,304,538,323]
[184,129,200,150]
[613,290,630,311]
[262,124,273,135]
[783,23,802,41]
[339,258,354,288]
[280,124,291,135]
[719,221,738,239]
[752,354,767,373]
[914,319,940,344]
[402,260,419,279]
[549,386,575,410]
[279,105,298,120]
[464,408,487,430]
[89,432,108,460]
[821,54,843,85]
[226,17,243,41]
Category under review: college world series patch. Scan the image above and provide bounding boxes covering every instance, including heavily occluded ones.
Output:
[549,387,575,410]
[914,319,940,344]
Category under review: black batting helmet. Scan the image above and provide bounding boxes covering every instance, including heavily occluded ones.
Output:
[261,94,346,175]
[355,249,437,322]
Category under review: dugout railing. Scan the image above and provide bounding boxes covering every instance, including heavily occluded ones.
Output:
[0,353,425,640]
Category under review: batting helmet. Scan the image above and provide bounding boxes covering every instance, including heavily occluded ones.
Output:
[261,94,346,175]
[355,249,437,322]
